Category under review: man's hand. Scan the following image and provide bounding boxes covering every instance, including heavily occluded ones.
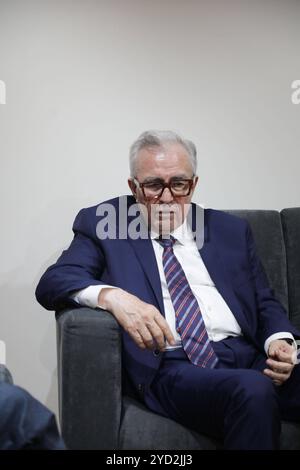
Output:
[263,339,295,386]
[99,288,176,351]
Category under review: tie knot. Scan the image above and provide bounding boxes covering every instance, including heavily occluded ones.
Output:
[157,236,176,249]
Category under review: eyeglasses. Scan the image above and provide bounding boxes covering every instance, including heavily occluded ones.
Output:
[133,177,195,200]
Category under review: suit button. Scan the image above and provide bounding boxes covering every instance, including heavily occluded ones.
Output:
[138,383,144,393]
[153,349,160,357]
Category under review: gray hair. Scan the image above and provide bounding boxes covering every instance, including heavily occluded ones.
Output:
[129,130,197,177]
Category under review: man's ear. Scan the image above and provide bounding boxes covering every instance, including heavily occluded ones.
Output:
[190,176,199,197]
[128,178,136,197]
[194,176,199,187]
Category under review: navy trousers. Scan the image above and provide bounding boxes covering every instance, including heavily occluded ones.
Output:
[144,337,300,450]
[0,383,65,449]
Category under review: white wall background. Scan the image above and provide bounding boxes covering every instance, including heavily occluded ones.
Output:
[0,0,299,420]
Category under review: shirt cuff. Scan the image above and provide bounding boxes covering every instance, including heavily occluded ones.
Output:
[264,332,296,356]
[70,285,116,309]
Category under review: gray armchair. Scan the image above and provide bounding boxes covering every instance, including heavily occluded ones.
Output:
[56,208,300,449]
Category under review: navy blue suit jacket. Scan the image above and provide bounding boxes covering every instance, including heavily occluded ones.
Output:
[36,196,300,396]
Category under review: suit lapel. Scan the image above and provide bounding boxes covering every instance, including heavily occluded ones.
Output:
[124,197,164,315]
[128,236,165,316]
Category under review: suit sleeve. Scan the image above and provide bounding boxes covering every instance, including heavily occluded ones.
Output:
[245,222,300,344]
[35,208,107,311]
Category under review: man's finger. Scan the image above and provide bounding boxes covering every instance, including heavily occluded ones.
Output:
[129,329,147,349]
[275,349,294,363]
[138,325,158,350]
[266,358,293,374]
[263,368,287,382]
[145,322,166,350]
[154,314,176,346]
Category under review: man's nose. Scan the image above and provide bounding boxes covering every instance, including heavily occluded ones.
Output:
[159,186,174,203]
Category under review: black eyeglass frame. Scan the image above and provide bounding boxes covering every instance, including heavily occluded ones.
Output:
[133,177,195,200]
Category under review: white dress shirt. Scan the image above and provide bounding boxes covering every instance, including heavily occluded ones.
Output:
[71,221,295,354]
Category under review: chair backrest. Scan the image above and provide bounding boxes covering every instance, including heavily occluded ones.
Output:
[281,208,300,330]
[226,210,289,315]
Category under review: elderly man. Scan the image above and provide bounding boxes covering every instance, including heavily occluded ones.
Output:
[36,130,300,449]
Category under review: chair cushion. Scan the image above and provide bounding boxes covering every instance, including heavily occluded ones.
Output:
[120,396,218,450]
[120,396,300,450]
[280,421,300,449]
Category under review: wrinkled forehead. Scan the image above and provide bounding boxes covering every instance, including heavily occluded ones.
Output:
[135,143,193,178]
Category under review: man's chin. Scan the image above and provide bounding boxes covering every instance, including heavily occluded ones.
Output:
[150,216,180,236]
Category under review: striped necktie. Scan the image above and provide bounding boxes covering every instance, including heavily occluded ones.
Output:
[158,237,218,368]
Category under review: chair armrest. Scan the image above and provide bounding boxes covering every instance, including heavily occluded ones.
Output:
[56,307,122,449]
[0,364,13,384]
